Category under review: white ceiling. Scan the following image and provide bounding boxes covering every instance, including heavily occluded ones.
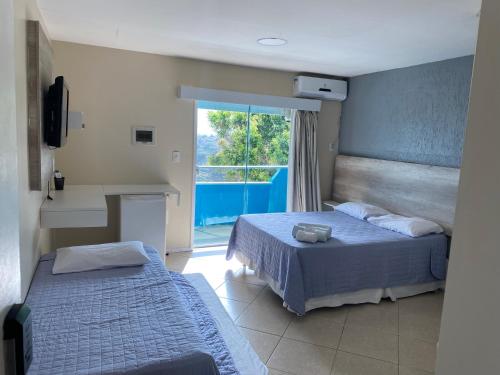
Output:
[38,0,481,77]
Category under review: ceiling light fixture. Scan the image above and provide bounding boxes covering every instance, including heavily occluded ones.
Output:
[257,37,287,46]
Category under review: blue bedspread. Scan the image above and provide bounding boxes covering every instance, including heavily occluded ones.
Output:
[171,272,239,375]
[227,211,448,315]
[26,246,238,375]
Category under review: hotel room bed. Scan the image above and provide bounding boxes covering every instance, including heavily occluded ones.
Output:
[26,246,266,375]
[226,210,448,315]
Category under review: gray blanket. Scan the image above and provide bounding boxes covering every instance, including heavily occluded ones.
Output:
[26,246,238,375]
[227,211,448,315]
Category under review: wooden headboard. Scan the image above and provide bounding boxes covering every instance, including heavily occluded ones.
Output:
[332,155,460,235]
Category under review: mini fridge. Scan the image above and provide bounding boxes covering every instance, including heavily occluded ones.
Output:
[120,194,167,259]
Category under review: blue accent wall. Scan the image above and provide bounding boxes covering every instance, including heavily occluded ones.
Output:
[339,56,474,168]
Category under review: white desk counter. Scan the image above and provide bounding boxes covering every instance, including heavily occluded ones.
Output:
[102,184,180,204]
[41,184,180,229]
[41,185,107,228]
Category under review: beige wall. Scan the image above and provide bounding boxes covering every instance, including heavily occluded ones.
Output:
[52,42,341,250]
[14,0,53,298]
[436,0,500,374]
[317,103,342,200]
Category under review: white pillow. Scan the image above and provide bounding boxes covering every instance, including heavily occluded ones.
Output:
[367,214,444,237]
[335,202,390,220]
[52,241,150,274]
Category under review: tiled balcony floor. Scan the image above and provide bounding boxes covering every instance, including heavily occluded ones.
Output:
[194,224,234,247]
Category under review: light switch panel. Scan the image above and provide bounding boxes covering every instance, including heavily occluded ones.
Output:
[172,150,181,163]
[132,126,156,145]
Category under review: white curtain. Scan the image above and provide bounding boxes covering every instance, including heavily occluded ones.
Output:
[288,110,322,212]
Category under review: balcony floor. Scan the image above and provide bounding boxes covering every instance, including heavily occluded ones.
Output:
[194,224,234,248]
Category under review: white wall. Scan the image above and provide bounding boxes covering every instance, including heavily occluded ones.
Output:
[0,0,52,369]
[436,0,500,373]
[51,42,342,250]
[14,0,53,299]
[1,0,51,371]
[0,1,22,373]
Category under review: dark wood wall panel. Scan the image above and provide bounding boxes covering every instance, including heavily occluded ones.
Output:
[27,20,53,191]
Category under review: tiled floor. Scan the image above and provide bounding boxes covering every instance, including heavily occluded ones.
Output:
[193,224,234,247]
[166,248,442,375]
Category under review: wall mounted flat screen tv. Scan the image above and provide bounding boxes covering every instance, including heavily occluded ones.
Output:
[44,76,69,148]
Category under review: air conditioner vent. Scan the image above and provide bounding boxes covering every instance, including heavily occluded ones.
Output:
[293,76,347,101]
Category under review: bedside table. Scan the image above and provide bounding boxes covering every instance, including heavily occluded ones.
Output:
[322,200,341,211]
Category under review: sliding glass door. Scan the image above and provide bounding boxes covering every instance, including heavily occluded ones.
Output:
[193,101,291,247]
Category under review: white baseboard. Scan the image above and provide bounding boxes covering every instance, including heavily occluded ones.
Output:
[166,247,193,254]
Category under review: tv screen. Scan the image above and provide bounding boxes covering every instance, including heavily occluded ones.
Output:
[44,76,69,148]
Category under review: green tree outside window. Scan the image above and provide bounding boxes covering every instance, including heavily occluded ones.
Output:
[206,111,290,181]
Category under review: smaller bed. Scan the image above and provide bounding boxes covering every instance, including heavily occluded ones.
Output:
[184,274,267,375]
[227,210,448,315]
[26,246,266,375]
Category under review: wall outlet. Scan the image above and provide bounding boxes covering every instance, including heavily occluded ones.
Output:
[329,142,337,152]
[172,150,181,163]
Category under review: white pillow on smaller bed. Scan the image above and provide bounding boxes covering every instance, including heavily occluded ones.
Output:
[52,241,150,274]
[367,214,443,237]
[335,201,390,220]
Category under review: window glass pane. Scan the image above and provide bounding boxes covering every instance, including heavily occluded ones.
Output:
[194,103,291,247]
[245,113,290,214]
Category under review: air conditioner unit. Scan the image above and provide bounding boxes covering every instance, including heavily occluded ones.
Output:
[293,76,347,101]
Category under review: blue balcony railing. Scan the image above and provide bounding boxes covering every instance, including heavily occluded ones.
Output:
[194,166,288,227]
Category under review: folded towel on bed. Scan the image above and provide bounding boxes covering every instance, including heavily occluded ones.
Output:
[293,223,332,242]
[295,229,319,243]
[297,223,333,238]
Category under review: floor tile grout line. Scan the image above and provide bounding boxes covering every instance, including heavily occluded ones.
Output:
[342,321,399,336]
[237,301,293,338]
[267,335,340,374]
[217,296,249,321]
[238,325,282,339]
[280,311,294,338]
[397,298,400,374]
[264,300,296,369]
[337,345,398,365]
[334,349,399,366]
[236,318,284,336]
[174,252,438,373]
[248,329,341,352]
[264,335,281,366]
[233,285,273,327]
[329,346,339,375]
[332,309,348,373]
[267,366,295,375]
[215,279,264,303]
[257,331,426,372]
[240,308,395,365]
[220,278,266,290]
[397,329,400,374]
[396,333,439,345]
[217,295,256,304]
[178,254,261,318]
[232,300,248,322]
